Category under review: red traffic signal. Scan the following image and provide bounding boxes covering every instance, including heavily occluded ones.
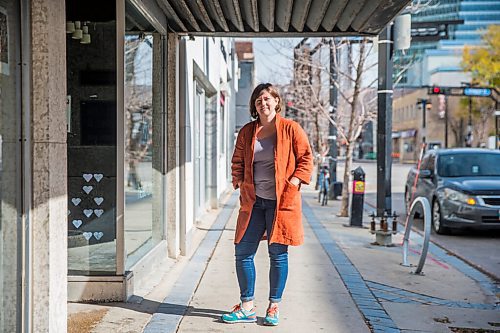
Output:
[428,86,446,95]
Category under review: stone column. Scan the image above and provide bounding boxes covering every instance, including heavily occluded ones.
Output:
[152,34,164,242]
[166,32,180,258]
[30,0,67,331]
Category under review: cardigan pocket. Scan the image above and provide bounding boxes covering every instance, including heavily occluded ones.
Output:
[280,179,299,211]
[239,183,254,211]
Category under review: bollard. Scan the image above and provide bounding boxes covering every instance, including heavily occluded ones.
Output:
[392,211,398,234]
[369,212,376,231]
[349,166,365,227]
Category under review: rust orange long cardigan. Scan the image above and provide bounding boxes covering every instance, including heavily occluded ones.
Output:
[231,113,314,246]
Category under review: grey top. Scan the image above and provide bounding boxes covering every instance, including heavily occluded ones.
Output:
[253,134,277,200]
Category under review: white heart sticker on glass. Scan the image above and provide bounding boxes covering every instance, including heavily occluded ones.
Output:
[72,220,83,228]
[94,174,104,182]
[82,186,93,194]
[83,174,93,182]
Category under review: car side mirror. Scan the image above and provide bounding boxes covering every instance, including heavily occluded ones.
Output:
[419,169,432,178]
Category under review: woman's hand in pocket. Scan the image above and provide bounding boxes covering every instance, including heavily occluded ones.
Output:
[289,177,300,187]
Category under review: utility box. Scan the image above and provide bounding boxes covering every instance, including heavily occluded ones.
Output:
[349,166,365,227]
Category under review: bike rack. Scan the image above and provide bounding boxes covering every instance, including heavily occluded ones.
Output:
[402,196,431,275]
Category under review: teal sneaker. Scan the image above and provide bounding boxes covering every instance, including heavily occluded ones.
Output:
[221,303,257,324]
[263,303,279,326]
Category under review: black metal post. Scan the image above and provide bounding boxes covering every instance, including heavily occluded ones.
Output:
[421,99,427,144]
[466,96,472,147]
[496,101,499,149]
[376,26,393,217]
[496,113,498,149]
[349,166,365,227]
[445,95,448,148]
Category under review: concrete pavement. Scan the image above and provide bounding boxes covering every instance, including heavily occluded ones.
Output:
[70,183,500,333]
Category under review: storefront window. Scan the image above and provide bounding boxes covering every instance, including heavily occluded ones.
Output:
[124,34,162,268]
[67,2,118,274]
[0,0,22,330]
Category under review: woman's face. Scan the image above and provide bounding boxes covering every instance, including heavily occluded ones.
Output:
[255,90,279,120]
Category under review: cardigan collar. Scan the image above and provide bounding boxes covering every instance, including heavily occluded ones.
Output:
[253,112,283,131]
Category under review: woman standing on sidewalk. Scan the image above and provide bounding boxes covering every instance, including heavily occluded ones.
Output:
[222,83,313,326]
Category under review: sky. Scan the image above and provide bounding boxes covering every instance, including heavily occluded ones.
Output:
[239,37,304,85]
[245,37,379,90]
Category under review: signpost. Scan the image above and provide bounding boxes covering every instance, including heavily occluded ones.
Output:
[428,86,499,148]
[428,86,496,99]
[464,87,491,97]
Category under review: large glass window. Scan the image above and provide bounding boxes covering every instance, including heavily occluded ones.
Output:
[66,1,118,275]
[124,34,162,268]
[0,0,22,330]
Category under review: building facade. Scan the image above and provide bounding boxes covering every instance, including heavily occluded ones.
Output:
[235,41,255,131]
[399,0,500,87]
[0,0,238,331]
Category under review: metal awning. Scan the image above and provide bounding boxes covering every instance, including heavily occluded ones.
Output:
[128,0,411,36]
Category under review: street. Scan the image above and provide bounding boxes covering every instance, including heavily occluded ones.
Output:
[337,159,500,281]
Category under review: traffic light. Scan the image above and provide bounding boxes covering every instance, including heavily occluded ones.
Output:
[428,86,445,95]
[285,101,299,119]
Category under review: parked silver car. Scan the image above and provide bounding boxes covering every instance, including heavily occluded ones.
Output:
[405,148,500,234]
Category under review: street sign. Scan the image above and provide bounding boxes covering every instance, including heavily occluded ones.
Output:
[464,88,491,97]
[448,87,464,96]
[428,86,497,100]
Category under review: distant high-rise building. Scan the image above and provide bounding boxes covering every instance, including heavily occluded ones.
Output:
[397,0,500,87]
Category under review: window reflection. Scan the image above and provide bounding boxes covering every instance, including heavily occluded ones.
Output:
[124,34,160,268]
[66,13,118,274]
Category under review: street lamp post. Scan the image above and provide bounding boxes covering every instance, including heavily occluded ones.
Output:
[462,81,474,147]
[466,96,473,147]
[496,107,500,149]
[376,26,393,217]
[445,95,448,148]
[416,98,428,145]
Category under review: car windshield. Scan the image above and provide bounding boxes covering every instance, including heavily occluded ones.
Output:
[438,153,500,177]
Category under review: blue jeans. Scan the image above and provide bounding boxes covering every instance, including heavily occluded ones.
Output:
[235,196,288,303]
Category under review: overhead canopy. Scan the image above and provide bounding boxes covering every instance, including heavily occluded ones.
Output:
[127,0,411,36]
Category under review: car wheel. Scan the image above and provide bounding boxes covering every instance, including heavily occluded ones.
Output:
[432,200,449,235]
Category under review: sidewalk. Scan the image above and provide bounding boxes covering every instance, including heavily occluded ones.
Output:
[70,185,500,333]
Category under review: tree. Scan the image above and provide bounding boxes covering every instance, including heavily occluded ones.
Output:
[460,25,499,147]
[332,39,378,216]
[271,38,377,216]
[125,35,154,191]
[462,25,500,87]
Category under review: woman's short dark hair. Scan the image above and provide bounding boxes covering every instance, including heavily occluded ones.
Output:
[249,83,282,119]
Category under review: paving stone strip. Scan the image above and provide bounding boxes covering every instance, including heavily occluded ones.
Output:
[143,192,238,333]
[365,200,499,300]
[367,281,499,310]
[302,200,401,333]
